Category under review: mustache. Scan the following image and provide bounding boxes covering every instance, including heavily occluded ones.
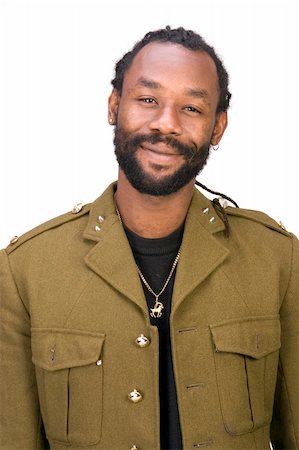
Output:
[115,129,198,160]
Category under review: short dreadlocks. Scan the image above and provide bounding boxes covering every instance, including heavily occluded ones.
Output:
[111,26,231,113]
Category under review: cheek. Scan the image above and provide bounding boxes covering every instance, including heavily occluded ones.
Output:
[186,122,214,147]
[116,100,145,131]
[117,111,144,133]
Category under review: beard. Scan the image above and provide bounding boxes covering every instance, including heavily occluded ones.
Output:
[114,125,211,196]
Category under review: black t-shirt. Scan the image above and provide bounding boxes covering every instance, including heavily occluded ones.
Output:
[125,225,184,450]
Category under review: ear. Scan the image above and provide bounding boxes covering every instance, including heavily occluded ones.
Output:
[211,111,228,145]
[108,88,120,125]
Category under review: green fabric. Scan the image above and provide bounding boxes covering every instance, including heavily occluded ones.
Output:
[1,183,298,449]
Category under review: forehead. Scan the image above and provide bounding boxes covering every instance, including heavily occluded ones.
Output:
[122,42,219,99]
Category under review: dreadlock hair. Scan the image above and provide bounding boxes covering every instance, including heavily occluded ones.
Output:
[111,26,231,113]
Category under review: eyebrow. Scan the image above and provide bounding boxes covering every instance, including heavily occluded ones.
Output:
[136,77,162,89]
[184,88,209,99]
[136,77,209,99]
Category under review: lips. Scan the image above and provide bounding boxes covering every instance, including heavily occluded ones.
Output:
[138,143,184,168]
[140,143,180,157]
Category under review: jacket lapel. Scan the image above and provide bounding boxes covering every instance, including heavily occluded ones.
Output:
[172,190,229,314]
[83,184,148,316]
[83,183,229,317]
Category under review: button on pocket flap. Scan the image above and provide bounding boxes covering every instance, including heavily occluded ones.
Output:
[31,328,105,371]
[209,315,281,359]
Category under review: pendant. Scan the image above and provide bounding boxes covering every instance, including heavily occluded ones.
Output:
[150,298,164,318]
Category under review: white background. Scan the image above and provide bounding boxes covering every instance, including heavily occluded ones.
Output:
[0,0,298,248]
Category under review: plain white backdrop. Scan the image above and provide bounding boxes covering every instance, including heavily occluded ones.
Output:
[0,0,298,248]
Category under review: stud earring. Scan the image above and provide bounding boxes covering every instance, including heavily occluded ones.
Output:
[211,144,219,151]
[109,117,114,125]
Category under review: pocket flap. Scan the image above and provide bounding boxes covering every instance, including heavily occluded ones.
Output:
[31,328,105,371]
[209,315,281,359]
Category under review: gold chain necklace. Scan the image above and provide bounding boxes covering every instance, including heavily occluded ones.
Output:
[115,205,181,318]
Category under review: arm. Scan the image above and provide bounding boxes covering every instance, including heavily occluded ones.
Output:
[0,249,49,449]
[271,235,299,449]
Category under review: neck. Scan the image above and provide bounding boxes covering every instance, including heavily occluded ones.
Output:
[115,169,195,238]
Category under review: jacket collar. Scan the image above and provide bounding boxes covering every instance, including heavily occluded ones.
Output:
[171,191,229,314]
[83,182,229,316]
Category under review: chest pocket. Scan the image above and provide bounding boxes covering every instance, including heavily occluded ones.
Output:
[209,315,280,435]
[31,328,105,446]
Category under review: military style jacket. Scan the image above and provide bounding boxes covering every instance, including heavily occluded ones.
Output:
[1,183,298,450]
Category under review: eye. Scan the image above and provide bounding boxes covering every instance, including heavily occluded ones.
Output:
[184,106,201,114]
[139,97,157,105]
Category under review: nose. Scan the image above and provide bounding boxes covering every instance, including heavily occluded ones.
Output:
[148,105,183,136]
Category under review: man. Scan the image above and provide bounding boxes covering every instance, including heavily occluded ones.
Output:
[0,26,298,450]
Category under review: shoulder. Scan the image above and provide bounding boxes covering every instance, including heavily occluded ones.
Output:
[4,182,117,256]
[221,202,299,268]
[5,202,91,255]
[224,204,293,238]
[193,187,295,239]
[216,202,299,282]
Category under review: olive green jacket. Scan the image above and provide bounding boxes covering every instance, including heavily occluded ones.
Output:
[1,183,298,450]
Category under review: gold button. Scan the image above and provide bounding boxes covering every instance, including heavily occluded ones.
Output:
[202,207,209,214]
[94,225,101,232]
[10,236,19,244]
[71,203,83,214]
[131,446,138,450]
[135,334,150,348]
[209,217,216,223]
[128,389,143,403]
[96,359,102,366]
[98,215,105,224]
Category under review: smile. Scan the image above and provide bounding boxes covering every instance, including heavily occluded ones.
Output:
[139,144,182,164]
[140,143,179,155]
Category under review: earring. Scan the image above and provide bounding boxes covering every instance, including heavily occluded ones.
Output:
[108,117,114,125]
[211,144,219,151]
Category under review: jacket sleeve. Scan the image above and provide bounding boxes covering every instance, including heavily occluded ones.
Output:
[0,249,49,449]
[271,235,299,449]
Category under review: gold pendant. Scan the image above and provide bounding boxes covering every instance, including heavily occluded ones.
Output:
[150,298,164,318]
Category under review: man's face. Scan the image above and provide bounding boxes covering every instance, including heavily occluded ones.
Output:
[109,42,227,196]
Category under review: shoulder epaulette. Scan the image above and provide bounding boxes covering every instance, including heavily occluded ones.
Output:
[5,203,91,254]
[225,206,292,237]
